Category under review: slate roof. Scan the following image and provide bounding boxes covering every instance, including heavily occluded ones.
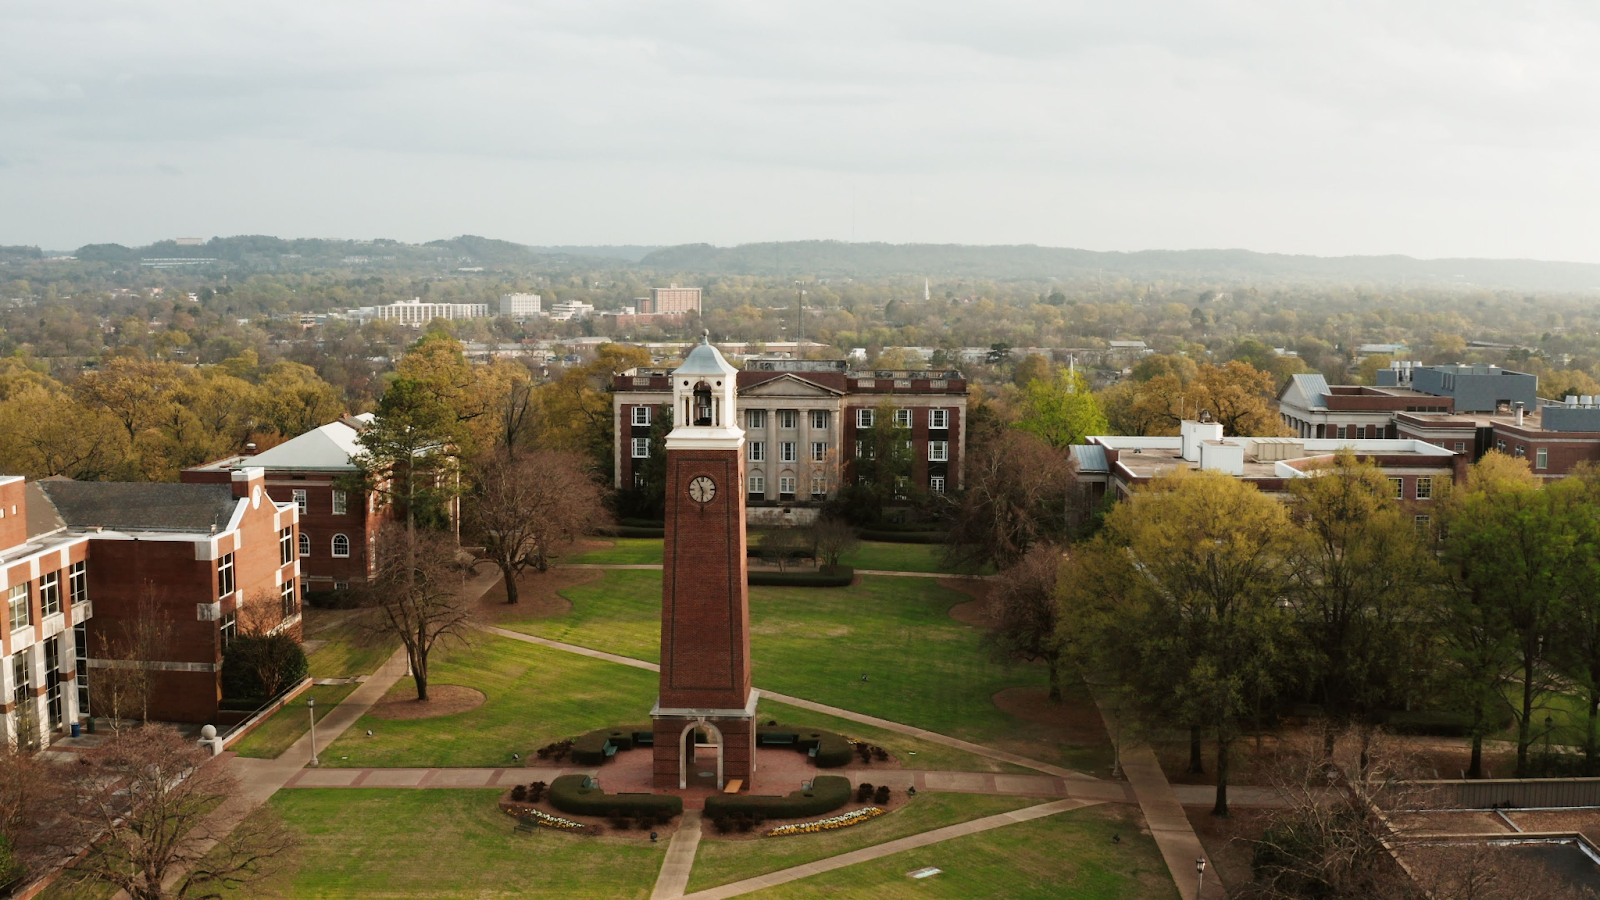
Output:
[244,417,367,471]
[36,481,239,533]
[1288,373,1331,409]
[1070,444,1109,473]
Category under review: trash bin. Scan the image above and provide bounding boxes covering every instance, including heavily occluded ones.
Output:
[71,722,81,738]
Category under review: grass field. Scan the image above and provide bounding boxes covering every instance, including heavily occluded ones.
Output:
[565,538,978,575]
[506,568,663,662]
[233,682,359,759]
[741,803,1175,900]
[755,698,1031,774]
[318,632,657,768]
[567,538,665,566]
[242,789,664,899]
[685,792,1039,892]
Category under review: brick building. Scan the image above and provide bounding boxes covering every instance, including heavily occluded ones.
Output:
[186,414,386,594]
[2,468,301,746]
[640,285,702,316]
[613,358,968,522]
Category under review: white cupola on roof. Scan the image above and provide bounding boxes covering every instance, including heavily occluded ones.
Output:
[667,332,744,450]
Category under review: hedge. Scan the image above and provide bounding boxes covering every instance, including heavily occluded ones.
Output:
[756,724,854,768]
[703,775,851,819]
[856,530,946,544]
[548,774,683,819]
[220,635,309,705]
[570,725,654,765]
[619,518,666,529]
[594,525,666,538]
[748,567,854,588]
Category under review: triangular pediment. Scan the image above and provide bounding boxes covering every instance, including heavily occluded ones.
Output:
[738,373,844,398]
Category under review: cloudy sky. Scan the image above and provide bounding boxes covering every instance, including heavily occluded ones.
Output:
[4,1,1599,260]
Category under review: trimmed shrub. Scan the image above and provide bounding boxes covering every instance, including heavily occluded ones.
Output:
[703,775,851,819]
[1381,710,1513,737]
[856,530,946,544]
[595,525,665,538]
[748,567,854,588]
[548,775,683,819]
[756,724,853,768]
[619,518,666,529]
[220,634,309,705]
[570,725,653,765]
[305,588,362,610]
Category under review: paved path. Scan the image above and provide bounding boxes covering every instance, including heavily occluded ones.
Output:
[476,623,1091,781]
[677,798,1100,900]
[559,564,977,581]
[652,810,704,900]
[1090,689,1220,900]
[563,563,664,570]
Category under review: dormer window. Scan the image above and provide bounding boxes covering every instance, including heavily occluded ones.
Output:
[694,381,714,426]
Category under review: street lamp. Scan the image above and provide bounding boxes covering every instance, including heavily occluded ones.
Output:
[1196,857,1207,897]
[308,697,320,767]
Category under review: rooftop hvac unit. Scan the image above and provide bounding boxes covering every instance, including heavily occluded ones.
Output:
[1585,396,1596,407]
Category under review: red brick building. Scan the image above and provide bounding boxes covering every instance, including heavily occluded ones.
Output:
[3,468,301,745]
[186,414,386,595]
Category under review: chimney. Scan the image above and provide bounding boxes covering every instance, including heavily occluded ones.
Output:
[1515,402,1525,427]
[230,466,264,500]
[243,442,258,456]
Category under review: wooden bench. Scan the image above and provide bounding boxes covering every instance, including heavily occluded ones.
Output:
[513,819,536,835]
[723,779,743,794]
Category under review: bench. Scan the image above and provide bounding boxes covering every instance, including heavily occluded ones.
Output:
[808,746,819,759]
[602,743,618,759]
[760,733,798,746]
[513,819,536,835]
[724,779,743,794]
[633,732,655,746]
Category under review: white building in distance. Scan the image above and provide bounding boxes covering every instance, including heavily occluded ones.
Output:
[548,300,595,321]
[351,298,490,325]
[500,293,542,318]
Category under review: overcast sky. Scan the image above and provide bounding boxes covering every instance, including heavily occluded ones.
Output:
[4,1,1600,260]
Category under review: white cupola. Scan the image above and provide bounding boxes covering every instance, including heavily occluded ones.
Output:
[666,332,744,450]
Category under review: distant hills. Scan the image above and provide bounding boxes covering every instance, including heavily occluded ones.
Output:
[23,235,1600,291]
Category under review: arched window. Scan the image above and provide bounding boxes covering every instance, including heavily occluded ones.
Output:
[299,532,311,558]
[331,534,351,558]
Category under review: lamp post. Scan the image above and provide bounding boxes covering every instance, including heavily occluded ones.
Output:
[1195,857,1207,898]
[1546,713,1555,767]
[308,697,319,767]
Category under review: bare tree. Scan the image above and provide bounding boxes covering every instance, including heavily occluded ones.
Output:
[59,724,296,900]
[367,524,473,700]
[986,543,1067,701]
[465,449,607,604]
[90,582,169,730]
[808,517,859,569]
[944,430,1077,571]
[758,525,809,573]
[0,745,71,886]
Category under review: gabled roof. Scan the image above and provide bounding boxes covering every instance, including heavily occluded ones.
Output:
[737,372,846,398]
[1070,444,1109,474]
[37,481,238,534]
[246,418,368,471]
[1284,373,1331,410]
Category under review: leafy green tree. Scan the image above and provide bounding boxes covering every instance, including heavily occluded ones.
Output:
[987,543,1067,700]
[1014,367,1108,449]
[839,400,914,524]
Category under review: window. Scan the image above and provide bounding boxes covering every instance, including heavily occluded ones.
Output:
[1334,425,1346,439]
[747,409,767,429]
[854,440,873,459]
[1454,441,1467,452]
[1537,448,1549,470]
[747,475,765,499]
[1388,478,1403,500]
[332,490,347,515]
[929,441,949,462]
[894,409,912,429]
[68,561,86,604]
[810,476,828,500]
[748,441,766,462]
[856,409,873,428]
[332,534,351,558]
[1415,514,1432,530]
[780,442,797,462]
[894,476,908,500]
[1416,477,1433,500]
[280,527,294,565]
[281,581,298,619]
[39,573,59,618]
[299,532,311,558]
[779,476,796,499]
[778,410,798,429]
[74,622,89,718]
[43,639,61,729]
[632,405,652,426]
[334,581,349,591]
[220,611,237,649]
[292,489,307,515]
[217,552,235,598]
[930,475,946,494]
[809,410,829,430]
[633,471,645,489]
[632,437,650,458]
[1514,445,1525,458]
[811,441,828,462]
[929,409,949,430]
[8,584,28,632]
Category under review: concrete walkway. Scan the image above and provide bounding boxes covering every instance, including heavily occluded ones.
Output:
[651,810,704,900]
[677,798,1100,900]
[1090,690,1220,900]
[476,623,1092,781]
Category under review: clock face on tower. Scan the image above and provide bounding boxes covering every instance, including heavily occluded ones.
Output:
[688,475,717,504]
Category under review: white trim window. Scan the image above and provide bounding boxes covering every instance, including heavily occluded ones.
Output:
[779,476,796,497]
[780,441,797,462]
[292,489,307,515]
[632,405,652,427]
[929,409,949,429]
[1536,448,1549,470]
[1388,477,1404,500]
[930,475,946,494]
[632,437,650,458]
[332,490,347,515]
[856,409,873,429]
[281,580,297,619]
[8,584,28,632]
[810,476,828,499]
[299,532,311,558]
[280,527,294,565]
[929,441,949,462]
[894,408,913,429]
[809,410,829,430]
[1416,477,1433,500]
[747,409,767,429]
[221,611,237,649]
[778,410,798,429]
[747,475,765,498]
[332,534,351,558]
[1415,514,1431,529]
[811,441,827,462]
[68,561,87,604]
[217,552,236,599]
[748,441,766,462]
[1454,441,1467,452]
[39,573,60,618]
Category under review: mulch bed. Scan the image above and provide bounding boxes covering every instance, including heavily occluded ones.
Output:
[369,685,487,719]
[992,686,1112,747]
[940,577,993,627]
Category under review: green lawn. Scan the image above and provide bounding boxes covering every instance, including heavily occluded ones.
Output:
[686,792,1039,892]
[319,632,657,768]
[233,682,360,759]
[240,789,664,899]
[305,613,399,680]
[568,539,665,566]
[756,698,1031,775]
[742,804,1176,900]
[504,568,663,662]
[839,541,970,575]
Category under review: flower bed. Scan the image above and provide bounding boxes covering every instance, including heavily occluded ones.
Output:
[506,806,587,832]
[766,807,885,837]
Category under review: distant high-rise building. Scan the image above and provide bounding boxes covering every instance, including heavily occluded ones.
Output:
[499,293,542,318]
[351,297,489,324]
[548,300,595,321]
[643,284,702,315]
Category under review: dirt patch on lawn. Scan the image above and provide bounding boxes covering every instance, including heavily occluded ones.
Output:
[369,685,486,719]
[994,686,1113,748]
[475,567,602,623]
[942,577,992,626]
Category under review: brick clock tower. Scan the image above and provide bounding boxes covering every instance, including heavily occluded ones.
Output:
[652,336,758,791]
